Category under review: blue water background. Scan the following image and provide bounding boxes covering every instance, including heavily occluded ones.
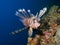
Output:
[0,0,60,45]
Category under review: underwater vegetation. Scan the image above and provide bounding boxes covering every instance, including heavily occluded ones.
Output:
[27,5,60,45]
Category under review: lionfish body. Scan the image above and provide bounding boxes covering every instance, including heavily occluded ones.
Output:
[16,7,47,37]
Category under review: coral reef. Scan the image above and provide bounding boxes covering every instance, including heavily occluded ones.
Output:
[27,5,60,45]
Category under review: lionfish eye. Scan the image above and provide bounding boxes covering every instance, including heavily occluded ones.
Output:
[33,19,35,21]
[33,20,37,23]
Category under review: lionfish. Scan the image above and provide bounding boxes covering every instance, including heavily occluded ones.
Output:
[11,7,47,37]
